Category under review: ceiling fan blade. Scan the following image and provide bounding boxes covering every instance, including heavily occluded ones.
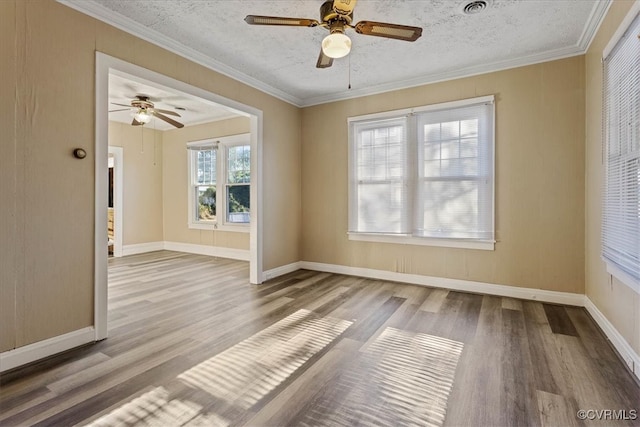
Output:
[354,21,422,42]
[111,102,132,107]
[132,118,143,126]
[153,108,181,117]
[109,108,130,113]
[153,111,184,128]
[333,0,357,16]
[316,48,334,69]
[244,15,320,27]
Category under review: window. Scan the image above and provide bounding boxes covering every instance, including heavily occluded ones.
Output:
[192,147,218,222]
[348,95,495,250]
[188,134,251,230]
[602,11,640,289]
[226,144,251,224]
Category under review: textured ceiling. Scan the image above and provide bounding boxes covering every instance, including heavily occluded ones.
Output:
[62,0,609,106]
[108,74,240,131]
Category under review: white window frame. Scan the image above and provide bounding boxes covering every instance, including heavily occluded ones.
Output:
[601,3,640,293]
[348,95,495,251]
[187,133,251,232]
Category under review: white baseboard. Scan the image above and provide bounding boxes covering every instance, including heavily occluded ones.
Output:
[164,241,250,261]
[299,261,585,306]
[584,297,640,382]
[0,327,95,373]
[120,241,250,261]
[121,241,165,256]
[263,262,303,281]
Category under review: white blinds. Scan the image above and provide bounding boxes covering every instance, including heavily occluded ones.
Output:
[416,104,494,240]
[349,96,495,242]
[602,12,640,282]
[351,117,409,234]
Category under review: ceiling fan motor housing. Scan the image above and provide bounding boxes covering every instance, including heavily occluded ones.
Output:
[131,97,154,110]
[321,0,353,25]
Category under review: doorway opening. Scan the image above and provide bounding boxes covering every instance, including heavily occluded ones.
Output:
[95,53,263,341]
[108,146,123,258]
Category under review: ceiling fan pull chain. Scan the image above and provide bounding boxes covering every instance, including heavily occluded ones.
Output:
[153,118,157,166]
[348,54,352,90]
[141,125,144,154]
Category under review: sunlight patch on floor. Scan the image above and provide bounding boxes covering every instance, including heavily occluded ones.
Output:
[298,327,464,427]
[178,309,353,409]
[87,386,229,427]
[87,309,352,426]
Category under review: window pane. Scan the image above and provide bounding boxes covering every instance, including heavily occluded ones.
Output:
[197,149,216,185]
[197,185,216,221]
[420,180,492,239]
[441,121,460,139]
[460,119,478,138]
[424,141,441,161]
[358,182,405,233]
[422,180,478,231]
[228,145,251,184]
[227,184,250,223]
[424,123,440,142]
[460,139,478,158]
[440,141,459,159]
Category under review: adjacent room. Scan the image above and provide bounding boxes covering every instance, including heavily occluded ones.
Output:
[1,0,639,426]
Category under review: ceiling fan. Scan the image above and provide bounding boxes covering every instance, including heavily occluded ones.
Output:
[245,0,422,68]
[109,95,184,128]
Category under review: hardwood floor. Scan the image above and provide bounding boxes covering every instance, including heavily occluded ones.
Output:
[1,251,638,426]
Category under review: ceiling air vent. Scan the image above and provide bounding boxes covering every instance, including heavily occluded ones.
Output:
[463,0,488,14]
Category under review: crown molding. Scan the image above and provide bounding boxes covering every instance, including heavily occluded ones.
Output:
[301,44,586,107]
[58,0,304,107]
[578,0,612,52]
[59,0,611,109]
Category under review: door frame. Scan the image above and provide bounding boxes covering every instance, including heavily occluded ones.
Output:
[95,52,264,340]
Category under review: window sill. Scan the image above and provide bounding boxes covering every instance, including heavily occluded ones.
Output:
[348,232,495,251]
[188,222,249,233]
[604,259,640,295]
[189,222,216,230]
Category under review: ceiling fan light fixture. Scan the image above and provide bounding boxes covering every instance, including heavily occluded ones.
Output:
[134,109,152,124]
[322,32,351,59]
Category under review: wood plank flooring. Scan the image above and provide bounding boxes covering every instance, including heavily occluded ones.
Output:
[1,251,638,426]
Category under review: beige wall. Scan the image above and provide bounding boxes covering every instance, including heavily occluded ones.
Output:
[1,0,18,352]
[162,117,251,249]
[585,0,640,356]
[1,0,96,352]
[108,121,164,246]
[1,0,301,352]
[301,56,586,294]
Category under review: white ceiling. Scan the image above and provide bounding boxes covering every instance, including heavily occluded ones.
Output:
[108,73,240,131]
[63,0,609,107]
